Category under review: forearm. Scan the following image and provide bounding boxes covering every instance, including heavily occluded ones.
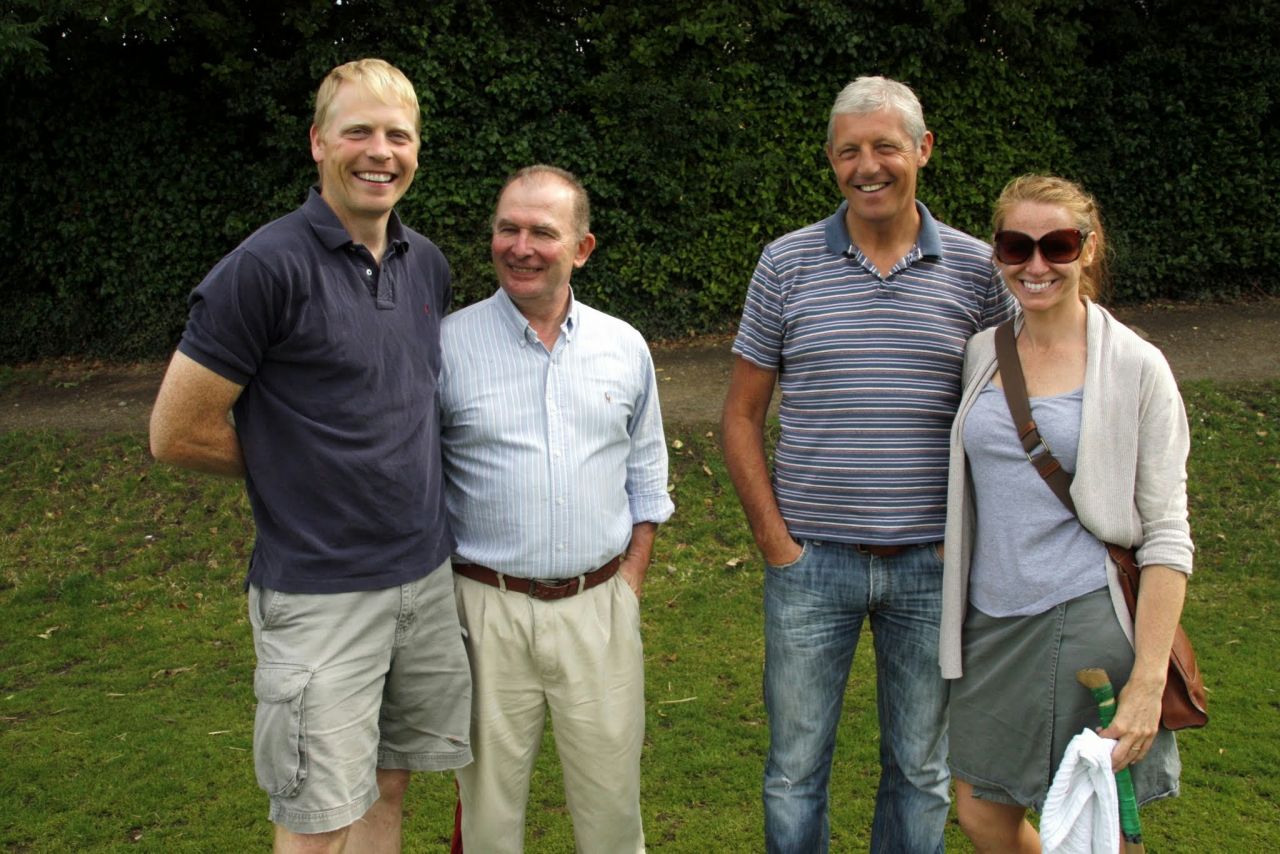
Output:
[721,410,796,563]
[1128,564,1188,689]
[149,350,246,478]
[620,521,658,594]
[153,420,246,478]
[722,357,799,564]
[1103,563,1187,765]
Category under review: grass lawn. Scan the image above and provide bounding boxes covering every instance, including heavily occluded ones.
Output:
[2,380,1277,851]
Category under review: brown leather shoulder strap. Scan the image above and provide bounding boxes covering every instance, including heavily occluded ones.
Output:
[992,320,1078,515]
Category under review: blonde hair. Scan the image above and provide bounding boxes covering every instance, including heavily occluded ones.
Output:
[992,175,1109,302]
[313,58,420,135]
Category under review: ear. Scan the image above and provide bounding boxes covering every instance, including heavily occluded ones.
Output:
[1081,230,1099,267]
[824,142,837,173]
[309,124,324,165]
[916,130,934,167]
[573,232,597,268]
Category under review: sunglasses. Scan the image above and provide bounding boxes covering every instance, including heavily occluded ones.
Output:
[993,228,1087,265]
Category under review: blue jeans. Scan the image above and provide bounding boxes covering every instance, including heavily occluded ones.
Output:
[763,541,949,854]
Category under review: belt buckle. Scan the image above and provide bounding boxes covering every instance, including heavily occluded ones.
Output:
[527,578,571,599]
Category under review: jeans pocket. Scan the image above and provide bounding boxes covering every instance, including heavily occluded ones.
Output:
[766,540,810,571]
[253,664,312,798]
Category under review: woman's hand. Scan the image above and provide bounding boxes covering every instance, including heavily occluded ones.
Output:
[1100,672,1165,771]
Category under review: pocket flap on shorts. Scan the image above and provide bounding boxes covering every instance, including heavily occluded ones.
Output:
[254,664,312,704]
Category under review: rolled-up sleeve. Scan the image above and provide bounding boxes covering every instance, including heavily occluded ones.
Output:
[626,344,675,525]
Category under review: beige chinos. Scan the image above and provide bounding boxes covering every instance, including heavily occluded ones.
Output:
[454,572,646,853]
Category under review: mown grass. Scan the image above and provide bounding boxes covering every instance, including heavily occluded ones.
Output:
[2,381,1277,851]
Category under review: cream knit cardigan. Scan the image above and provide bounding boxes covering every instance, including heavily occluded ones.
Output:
[940,300,1194,679]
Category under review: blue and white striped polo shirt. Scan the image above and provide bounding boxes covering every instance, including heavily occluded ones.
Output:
[733,200,1016,545]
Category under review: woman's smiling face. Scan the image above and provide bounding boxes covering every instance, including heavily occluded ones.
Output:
[995,201,1096,315]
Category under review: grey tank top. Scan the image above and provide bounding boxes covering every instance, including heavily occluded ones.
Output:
[962,382,1108,616]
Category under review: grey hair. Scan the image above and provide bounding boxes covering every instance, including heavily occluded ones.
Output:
[827,76,927,147]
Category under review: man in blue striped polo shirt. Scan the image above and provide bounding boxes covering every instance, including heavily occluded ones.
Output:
[723,77,1016,852]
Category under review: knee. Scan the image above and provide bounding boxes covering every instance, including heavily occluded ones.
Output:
[375,768,411,807]
[954,790,1024,852]
[274,825,350,854]
[954,795,989,842]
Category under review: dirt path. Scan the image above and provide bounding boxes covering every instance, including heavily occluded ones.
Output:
[653,298,1280,423]
[2,298,1278,433]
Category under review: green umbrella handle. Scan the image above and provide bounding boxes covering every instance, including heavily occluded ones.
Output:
[1077,668,1146,853]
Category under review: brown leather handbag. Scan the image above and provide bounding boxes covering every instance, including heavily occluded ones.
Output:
[993,320,1208,730]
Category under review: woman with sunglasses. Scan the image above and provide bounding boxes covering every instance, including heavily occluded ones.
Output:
[938,175,1192,851]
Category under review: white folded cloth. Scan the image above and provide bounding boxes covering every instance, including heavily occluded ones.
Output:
[1040,728,1120,854]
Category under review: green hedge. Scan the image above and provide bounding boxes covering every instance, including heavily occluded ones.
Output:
[1,0,1276,360]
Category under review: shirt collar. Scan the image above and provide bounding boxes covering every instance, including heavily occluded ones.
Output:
[302,186,410,255]
[822,199,943,260]
[492,287,580,347]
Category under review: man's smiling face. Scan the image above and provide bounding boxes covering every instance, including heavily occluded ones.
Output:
[490,175,595,317]
[825,108,931,231]
[309,81,419,232]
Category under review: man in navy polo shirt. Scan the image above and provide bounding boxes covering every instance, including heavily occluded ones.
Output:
[722,76,1016,853]
[150,58,471,852]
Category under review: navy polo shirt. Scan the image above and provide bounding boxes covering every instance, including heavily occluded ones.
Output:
[178,188,453,593]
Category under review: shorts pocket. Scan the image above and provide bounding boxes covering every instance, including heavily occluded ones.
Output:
[253,664,313,798]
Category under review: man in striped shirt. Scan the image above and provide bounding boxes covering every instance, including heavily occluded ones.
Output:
[441,165,674,853]
[722,77,1016,852]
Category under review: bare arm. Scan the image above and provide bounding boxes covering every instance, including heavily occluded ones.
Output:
[619,521,659,598]
[1101,564,1187,770]
[721,356,800,566]
[149,350,246,477]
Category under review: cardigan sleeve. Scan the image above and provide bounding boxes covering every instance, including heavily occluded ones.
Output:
[1131,346,1194,573]
[940,329,1000,679]
[1074,304,1194,573]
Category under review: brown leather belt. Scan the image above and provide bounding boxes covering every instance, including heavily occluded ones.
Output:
[453,556,621,601]
[853,544,908,557]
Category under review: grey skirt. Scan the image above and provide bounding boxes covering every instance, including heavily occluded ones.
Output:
[948,587,1180,811]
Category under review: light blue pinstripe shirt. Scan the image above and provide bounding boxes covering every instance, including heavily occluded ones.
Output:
[733,200,1016,545]
[440,289,674,579]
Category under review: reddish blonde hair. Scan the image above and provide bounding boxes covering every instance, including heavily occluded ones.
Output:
[992,175,1109,302]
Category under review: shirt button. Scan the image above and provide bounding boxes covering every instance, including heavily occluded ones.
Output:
[365,268,373,276]
[556,497,565,505]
